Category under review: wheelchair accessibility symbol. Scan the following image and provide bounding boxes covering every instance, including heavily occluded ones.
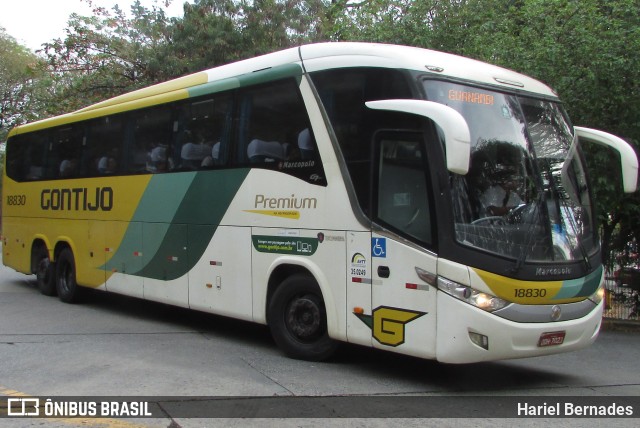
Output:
[372,238,386,258]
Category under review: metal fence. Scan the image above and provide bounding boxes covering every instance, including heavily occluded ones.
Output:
[604,277,640,321]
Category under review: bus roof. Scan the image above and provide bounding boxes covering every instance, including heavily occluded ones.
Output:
[299,43,557,97]
[8,42,558,138]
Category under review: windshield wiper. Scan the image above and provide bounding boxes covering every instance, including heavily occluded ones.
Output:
[510,191,545,274]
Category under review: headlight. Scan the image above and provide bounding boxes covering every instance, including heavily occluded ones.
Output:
[589,283,605,305]
[437,276,510,312]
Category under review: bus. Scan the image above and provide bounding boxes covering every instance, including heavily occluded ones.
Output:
[2,43,638,363]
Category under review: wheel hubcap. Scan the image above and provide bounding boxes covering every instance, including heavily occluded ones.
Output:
[286,296,321,340]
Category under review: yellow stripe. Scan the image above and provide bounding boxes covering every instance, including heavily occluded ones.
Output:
[0,386,30,397]
[472,268,584,305]
[10,72,208,136]
[243,209,300,219]
[77,72,208,112]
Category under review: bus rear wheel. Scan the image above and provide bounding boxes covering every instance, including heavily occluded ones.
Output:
[267,274,337,361]
[35,246,56,296]
[56,248,81,303]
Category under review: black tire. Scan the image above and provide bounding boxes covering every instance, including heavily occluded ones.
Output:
[267,274,337,361]
[34,245,57,296]
[55,248,81,303]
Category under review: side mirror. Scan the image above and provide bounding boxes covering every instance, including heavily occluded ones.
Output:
[366,100,471,175]
[575,126,638,193]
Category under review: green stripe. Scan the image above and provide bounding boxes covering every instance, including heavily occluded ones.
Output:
[102,173,196,273]
[188,78,240,99]
[554,266,603,299]
[236,63,303,87]
[187,64,303,99]
[134,173,197,222]
[103,169,249,281]
[137,169,249,280]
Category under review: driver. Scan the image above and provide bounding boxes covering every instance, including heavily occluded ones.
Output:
[479,167,523,216]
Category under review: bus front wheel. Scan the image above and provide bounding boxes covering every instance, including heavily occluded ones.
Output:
[55,248,80,303]
[267,274,337,361]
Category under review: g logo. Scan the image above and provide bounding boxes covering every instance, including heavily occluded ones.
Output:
[355,306,426,347]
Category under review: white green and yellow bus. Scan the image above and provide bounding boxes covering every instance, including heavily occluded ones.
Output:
[2,43,638,363]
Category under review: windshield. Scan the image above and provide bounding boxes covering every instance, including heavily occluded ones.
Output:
[423,80,596,263]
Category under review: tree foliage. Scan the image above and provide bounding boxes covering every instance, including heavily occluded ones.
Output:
[40,0,175,111]
[2,0,639,263]
[37,0,333,110]
[0,27,49,141]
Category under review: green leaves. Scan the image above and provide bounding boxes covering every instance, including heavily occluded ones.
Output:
[0,27,49,141]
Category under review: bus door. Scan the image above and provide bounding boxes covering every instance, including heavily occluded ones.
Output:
[369,131,438,358]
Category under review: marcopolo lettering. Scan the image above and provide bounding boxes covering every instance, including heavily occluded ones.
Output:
[280,160,315,168]
[41,187,113,211]
[535,267,573,276]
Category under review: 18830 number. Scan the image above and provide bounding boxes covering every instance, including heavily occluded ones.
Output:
[6,194,26,206]
[514,288,547,298]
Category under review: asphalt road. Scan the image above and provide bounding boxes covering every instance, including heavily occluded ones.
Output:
[0,248,639,427]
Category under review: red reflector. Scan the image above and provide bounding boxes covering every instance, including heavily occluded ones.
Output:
[352,277,362,283]
[406,283,418,290]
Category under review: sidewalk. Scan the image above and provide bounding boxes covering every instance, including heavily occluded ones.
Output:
[602,317,640,332]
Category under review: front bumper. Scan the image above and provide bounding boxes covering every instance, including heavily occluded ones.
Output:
[435,291,602,364]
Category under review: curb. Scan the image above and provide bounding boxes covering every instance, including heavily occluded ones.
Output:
[601,318,640,332]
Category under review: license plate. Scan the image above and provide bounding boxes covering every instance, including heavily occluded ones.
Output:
[538,331,565,347]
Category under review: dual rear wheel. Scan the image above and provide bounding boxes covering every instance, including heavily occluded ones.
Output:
[55,248,80,303]
[34,246,80,303]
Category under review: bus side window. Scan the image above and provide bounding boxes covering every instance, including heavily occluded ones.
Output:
[176,93,233,170]
[235,79,326,185]
[86,116,124,177]
[54,125,85,179]
[6,132,50,182]
[5,135,27,181]
[310,68,418,213]
[374,133,434,246]
[237,80,311,165]
[129,106,173,174]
